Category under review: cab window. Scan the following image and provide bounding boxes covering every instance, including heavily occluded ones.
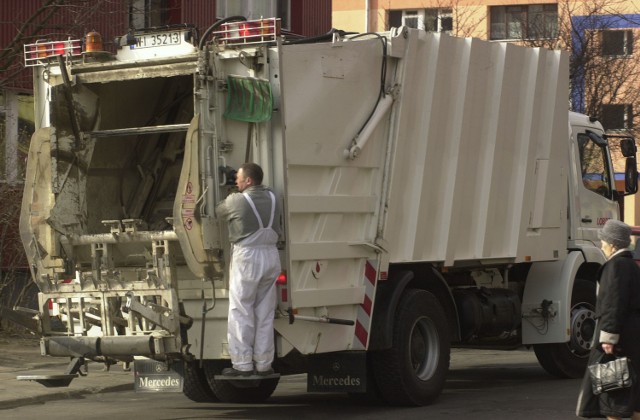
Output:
[578,133,612,198]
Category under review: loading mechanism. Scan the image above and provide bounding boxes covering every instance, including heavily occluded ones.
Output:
[11,221,196,387]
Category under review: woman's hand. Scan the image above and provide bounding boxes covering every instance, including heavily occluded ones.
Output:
[602,343,615,354]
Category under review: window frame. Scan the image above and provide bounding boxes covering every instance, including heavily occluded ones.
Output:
[425,8,453,34]
[489,4,558,41]
[600,104,634,131]
[601,29,634,57]
[388,8,453,33]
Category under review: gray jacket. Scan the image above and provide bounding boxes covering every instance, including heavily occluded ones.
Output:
[215,185,282,243]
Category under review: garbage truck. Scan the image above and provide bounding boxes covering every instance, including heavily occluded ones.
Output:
[12,17,638,405]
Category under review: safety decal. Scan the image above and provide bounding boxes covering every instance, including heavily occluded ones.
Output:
[353,259,377,350]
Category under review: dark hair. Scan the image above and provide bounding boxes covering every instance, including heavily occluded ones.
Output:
[240,162,263,185]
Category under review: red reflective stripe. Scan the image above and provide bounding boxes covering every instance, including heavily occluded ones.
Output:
[361,294,372,316]
[355,320,368,346]
[365,261,376,285]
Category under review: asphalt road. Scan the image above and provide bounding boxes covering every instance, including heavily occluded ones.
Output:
[2,348,582,420]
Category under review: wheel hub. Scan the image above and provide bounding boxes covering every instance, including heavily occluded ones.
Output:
[570,305,596,354]
[411,317,440,381]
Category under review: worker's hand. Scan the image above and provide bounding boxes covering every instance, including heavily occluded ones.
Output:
[602,343,615,354]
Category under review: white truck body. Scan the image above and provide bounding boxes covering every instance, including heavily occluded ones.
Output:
[16,21,636,404]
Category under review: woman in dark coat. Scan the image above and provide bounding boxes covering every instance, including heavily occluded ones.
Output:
[577,219,640,419]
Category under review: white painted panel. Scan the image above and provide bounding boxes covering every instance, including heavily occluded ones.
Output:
[274,29,569,352]
[385,32,568,264]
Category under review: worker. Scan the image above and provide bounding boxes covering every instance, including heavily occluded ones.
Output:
[215,162,281,377]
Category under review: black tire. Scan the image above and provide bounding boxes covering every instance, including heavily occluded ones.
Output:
[533,278,596,378]
[203,360,279,403]
[347,352,384,405]
[182,360,219,402]
[371,289,451,406]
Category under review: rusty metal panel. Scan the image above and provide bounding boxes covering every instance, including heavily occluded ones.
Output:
[1,0,41,90]
[291,0,331,37]
[1,1,129,91]
[181,0,218,34]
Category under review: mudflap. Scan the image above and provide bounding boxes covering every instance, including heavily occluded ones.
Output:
[134,358,184,393]
[307,351,367,393]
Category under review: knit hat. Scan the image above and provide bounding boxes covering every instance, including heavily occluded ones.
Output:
[598,219,631,249]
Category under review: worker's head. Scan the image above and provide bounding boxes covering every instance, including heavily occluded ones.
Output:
[598,219,631,257]
[236,162,263,192]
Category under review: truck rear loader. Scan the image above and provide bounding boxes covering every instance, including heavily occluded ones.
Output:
[11,18,639,405]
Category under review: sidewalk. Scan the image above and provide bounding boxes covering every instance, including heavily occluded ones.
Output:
[0,333,133,409]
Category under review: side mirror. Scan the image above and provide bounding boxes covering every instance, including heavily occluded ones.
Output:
[625,157,638,195]
[621,138,637,158]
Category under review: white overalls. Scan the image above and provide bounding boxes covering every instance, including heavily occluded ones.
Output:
[227,191,281,372]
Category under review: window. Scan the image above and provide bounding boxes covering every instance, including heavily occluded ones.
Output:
[601,104,634,131]
[490,4,557,40]
[425,8,453,34]
[578,133,612,198]
[401,11,423,30]
[389,9,453,33]
[129,0,170,28]
[601,30,633,56]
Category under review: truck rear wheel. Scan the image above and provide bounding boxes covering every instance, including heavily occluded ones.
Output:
[533,278,596,378]
[182,360,219,402]
[348,353,384,404]
[371,289,450,406]
[203,361,279,403]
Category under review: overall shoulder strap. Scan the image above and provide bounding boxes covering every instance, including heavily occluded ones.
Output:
[242,193,264,229]
[266,191,276,229]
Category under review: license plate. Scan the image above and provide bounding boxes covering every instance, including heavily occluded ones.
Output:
[134,32,182,49]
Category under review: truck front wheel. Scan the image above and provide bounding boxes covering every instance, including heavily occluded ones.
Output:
[533,278,596,378]
[371,289,450,406]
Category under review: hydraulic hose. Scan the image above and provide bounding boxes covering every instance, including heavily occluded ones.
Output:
[198,16,247,49]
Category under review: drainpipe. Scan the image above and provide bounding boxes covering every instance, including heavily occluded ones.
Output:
[365,0,370,32]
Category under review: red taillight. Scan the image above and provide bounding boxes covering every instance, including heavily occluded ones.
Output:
[239,23,252,38]
[216,18,280,45]
[276,271,287,302]
[54,42,65,56]
[24,38,83,66]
